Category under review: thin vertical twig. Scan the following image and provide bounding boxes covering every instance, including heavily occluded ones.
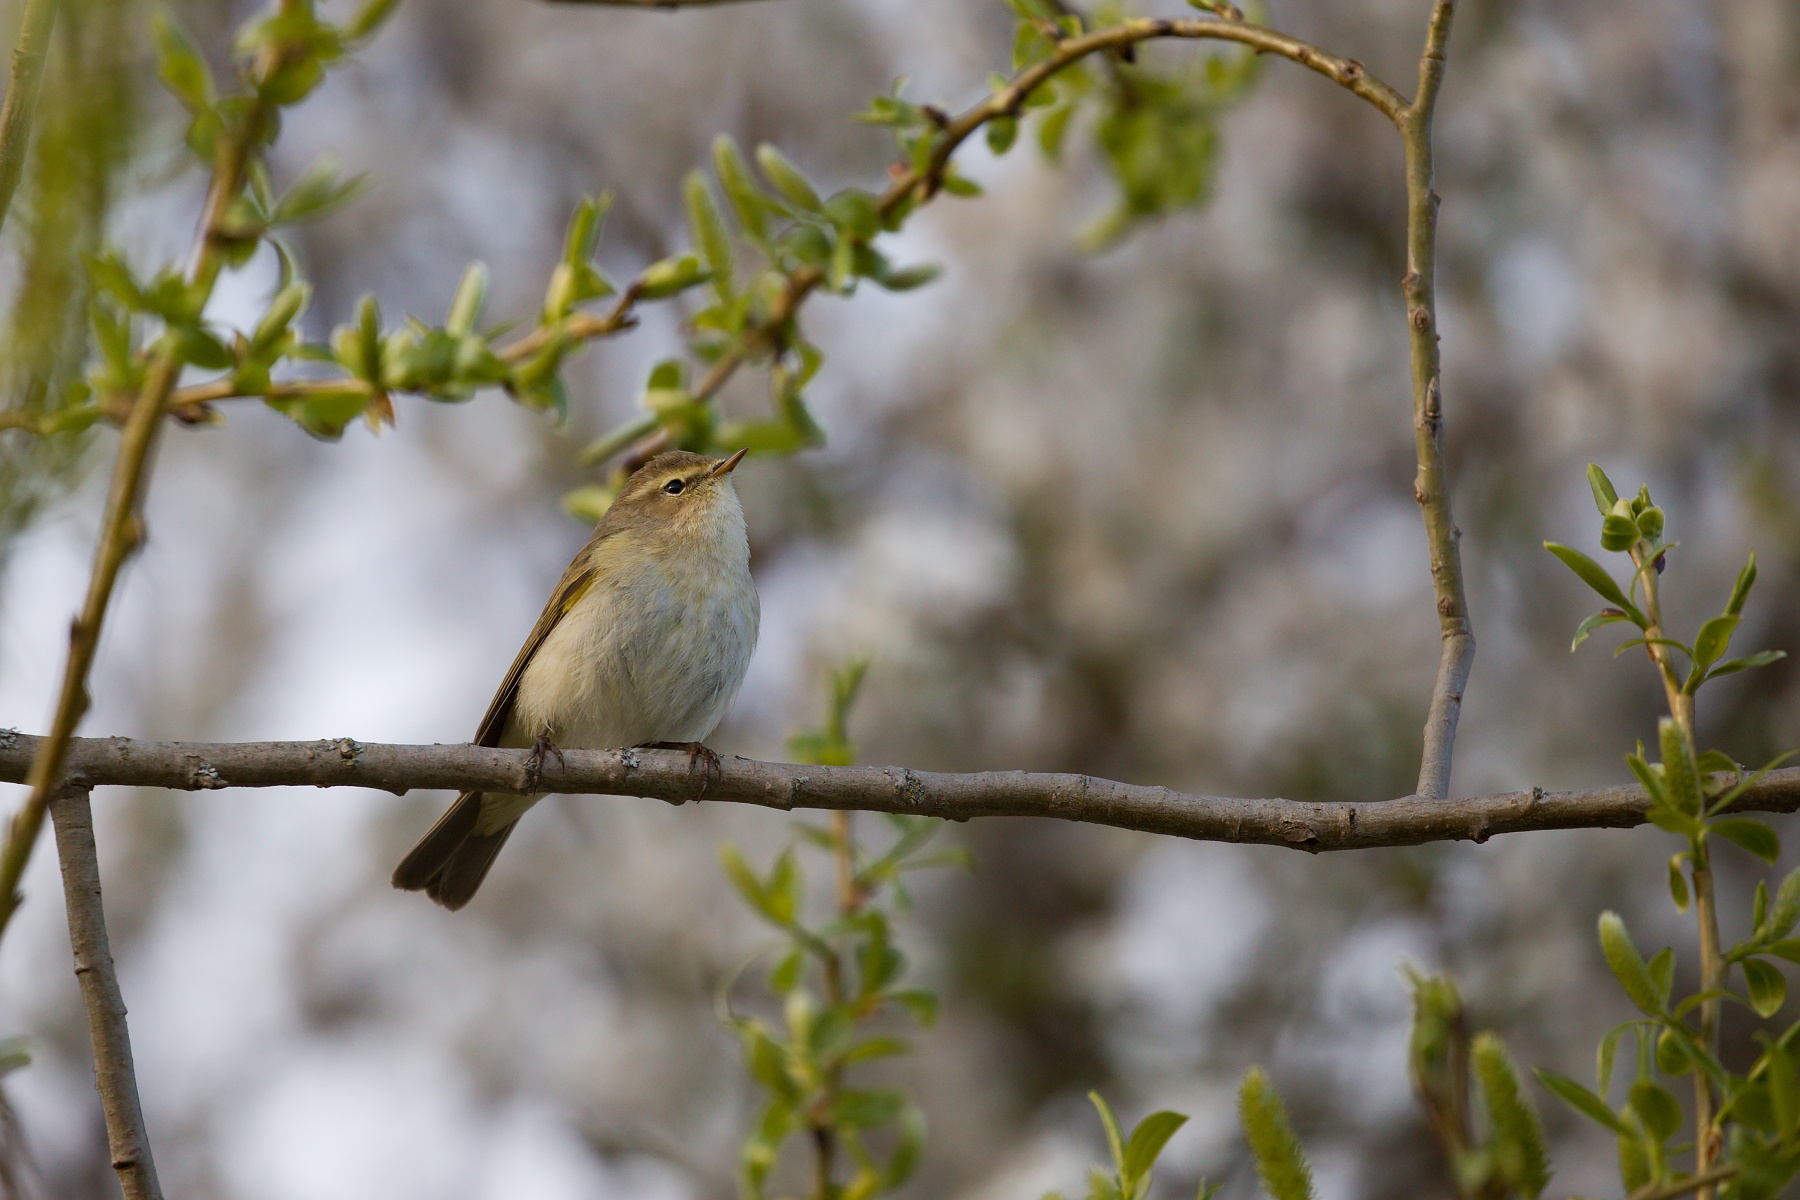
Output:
[0,0,59,235]
[1400,0,1474,800]
[808,809,862,1200]
[1633,546,1720,1199]
[0,101,266,946]
[49,786,163,1200]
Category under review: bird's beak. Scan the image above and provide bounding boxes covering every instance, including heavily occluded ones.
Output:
[708,447,749,479]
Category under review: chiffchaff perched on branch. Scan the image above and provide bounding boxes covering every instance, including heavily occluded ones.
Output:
[393,448,759,909]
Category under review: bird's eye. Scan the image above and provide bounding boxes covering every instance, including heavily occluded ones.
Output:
[663,478,685,495]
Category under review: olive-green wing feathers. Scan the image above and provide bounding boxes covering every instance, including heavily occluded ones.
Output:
[471,548,601,747]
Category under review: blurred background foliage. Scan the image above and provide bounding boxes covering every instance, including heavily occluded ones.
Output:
[0,0,1798,1198]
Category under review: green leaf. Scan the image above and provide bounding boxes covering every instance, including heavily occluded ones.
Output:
[1745,958,1788,1018]
[267,388,368,440]
[871,261,942,292]
[1571,609,1630,652]
[1038,102,1077,161]
[764,849,800,925]
[1122,1110,1188,1186]
[251,281,310,349]
[1768,939,1800,963]
[823,189,881,242]
[1600,512,1641,552]
[153,11,213,112]
[270,157,365,226]
[1636,505,1664,541]
[1712,817,1781,864]
[987,115,1019,155]
[86,251,144,310]
[940,170,982,198]
[171,326,233,370]
[844,1036,911,1064]
[1089,1092,1126,1177]
[713,136,769,244]
[763,948,803,996]
[1627,1078,1682,1145]
[883,1105,926,1189]
[755,144,822,212]
[1534,1067,1628,1134]
[684,171,734,299]
[1598,911,1664,1015]
[1769,1039,1800,1136]
[1587,463,1620,514]
[1472,1033,1550,1199]
[1647,947,1675,1005]
[1544,543,1646,625]
[1770,867,1800,940]
[1689,613,1742,676]
[1238,1068,1315,1200]
[719,844,800,928]
[445,262,487,336]
[1668,855,1691,912]
[834,1089,905,1129]
[1655,1028,1690,1075]
[1616,1125,1651,1193]
[638,254,711,300]
[1728,552,1759,617]
[1704,650,1787,681]
[1627,753,1673,810]
[739,1021,800,1103]
[562,194,609,267]
[1659,717,1703,817]
[1697,749,1740,775]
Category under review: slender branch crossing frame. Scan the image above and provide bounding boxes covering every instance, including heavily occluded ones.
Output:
[6,735,1795,853]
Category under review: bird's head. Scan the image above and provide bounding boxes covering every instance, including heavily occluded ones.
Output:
[606,448,749,539]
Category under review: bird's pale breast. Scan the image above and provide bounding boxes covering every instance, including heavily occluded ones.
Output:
[507,525,759,752]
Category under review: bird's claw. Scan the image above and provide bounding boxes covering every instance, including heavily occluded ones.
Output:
[527,734,565,791]
[642,741,722,798]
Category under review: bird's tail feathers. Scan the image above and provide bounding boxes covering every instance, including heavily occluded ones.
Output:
[392,790,519,911]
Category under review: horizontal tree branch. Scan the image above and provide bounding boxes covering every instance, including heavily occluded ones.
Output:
[2,734,1794,853]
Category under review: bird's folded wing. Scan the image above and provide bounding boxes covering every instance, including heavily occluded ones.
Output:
[472,553,600,748]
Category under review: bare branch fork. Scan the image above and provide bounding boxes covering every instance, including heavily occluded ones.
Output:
[49,787,162,1200]
[6,735,1797,853]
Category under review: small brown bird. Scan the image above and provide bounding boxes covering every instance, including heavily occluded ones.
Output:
[393,448,759,909]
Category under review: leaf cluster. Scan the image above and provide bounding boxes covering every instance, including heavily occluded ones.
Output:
[1236,975,1548,1200]
[1537,466,1800,1199]
[1043,1093,1209,1200]
[1536,897,1800,1200]
[62,0,397,434]
[723,665,969,1200]
[993,0,1261,250]
[1547,465,1784,691]
[1407,971,1551,1200]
